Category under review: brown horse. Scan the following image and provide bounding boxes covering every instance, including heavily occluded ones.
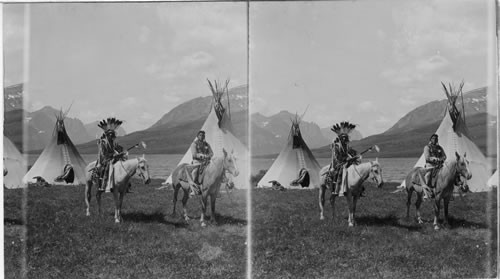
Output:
[319,160,384,226]
[402,152,471,230]
[170,149,239,227]
[85,156,151,223]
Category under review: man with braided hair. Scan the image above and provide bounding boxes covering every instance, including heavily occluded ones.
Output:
[186,130,213,196]
[329,121,361,196]
[96,118,125,192]
[422,133,447,199]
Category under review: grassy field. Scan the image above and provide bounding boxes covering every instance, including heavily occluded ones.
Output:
[4,179,248,279]
[251,182,497,278]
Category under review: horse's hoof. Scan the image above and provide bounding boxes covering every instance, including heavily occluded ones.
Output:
[417,219,424,224]
[320,216,325,221]
[201,222,207,227]
[86,212,90,217]
[434,225,440,230]
[348,223,354,227]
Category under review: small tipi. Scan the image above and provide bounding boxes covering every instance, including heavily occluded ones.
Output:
[487,170,498,187]
[410,82,491,192]
[23,109,87,185]
[258,114,321,189]
[3,136,26,189]
[165,80,249,189]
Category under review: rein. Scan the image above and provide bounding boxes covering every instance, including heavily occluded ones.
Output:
[351,162,371,181]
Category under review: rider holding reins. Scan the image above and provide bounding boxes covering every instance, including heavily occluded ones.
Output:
[96,118,126,192]
[188,130,214,196]
[422,133,447,199]
[329,121,361,197]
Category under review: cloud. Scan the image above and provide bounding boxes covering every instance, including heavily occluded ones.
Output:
[3,5,25,53]
[139,26,151,43]
[415,54,449,74]
[392,1,489,59]
[156,3,246,51]
[382,1,491,89]
[162,94,181,103]
[358,101,375,112]
[140,112,154,120]
[399,95,417,106]
[180,51,215,71]
[376,116,391,124]
[119,97,137,108]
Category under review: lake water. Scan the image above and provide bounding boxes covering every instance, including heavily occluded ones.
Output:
[27,154,184,180]
[251,157,419,183]
[26,154,497,182]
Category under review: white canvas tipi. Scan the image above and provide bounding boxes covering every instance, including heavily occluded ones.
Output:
[164,80,249,189]
[3,136,27,189]
[411,82,491,192]
[23,110,88,185]
[487,170,498,187]
[258,115,321,189]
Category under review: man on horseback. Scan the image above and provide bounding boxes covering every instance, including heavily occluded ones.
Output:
[329,121,361,197]
[96,118,125,192]
[422,133,447,199]
[187,130,214,196]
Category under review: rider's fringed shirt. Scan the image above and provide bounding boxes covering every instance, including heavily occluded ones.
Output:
[97,136,122,165]
[331,140,358,169]
[424,143,447,166]
[190,138,214,163]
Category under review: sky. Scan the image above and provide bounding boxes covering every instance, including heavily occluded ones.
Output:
[3,1,497,136]
[250,0,497,136]
[3,2,247,133]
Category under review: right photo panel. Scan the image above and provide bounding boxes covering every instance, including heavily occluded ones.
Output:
[249,1,498,278]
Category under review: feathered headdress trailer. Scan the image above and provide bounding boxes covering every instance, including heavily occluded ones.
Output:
[98,117,123,136]
[331,121,356,140]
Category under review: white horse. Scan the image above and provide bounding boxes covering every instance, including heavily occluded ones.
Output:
[85,156,151,223]
[170,149,239,227]
[402,152,471,230]
[319,160,384,226]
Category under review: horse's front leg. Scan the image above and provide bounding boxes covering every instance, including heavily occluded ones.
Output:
[433,198,441,230]
[415,191,424,224]
[329,193,337,221]
[117,191,124,223]
[346,192,355,227]
[85,181,92,216]
[171,183,179,217]
[210,194,217,225]
[406,187,413,220]
[200,193,208,227]
[352,195,358,226]
[96,189,103,216]
[181,187,190,222]
[319,186,326,220]
[113,185,121,223]
[443,195,451,229]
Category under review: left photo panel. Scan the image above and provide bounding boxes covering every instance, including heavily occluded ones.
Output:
[3,3,249,278]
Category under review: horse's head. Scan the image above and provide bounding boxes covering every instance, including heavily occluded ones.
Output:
[222,148,239,177]
[137,155,151,184]
[455,151,472,181]
[369,159,384,188]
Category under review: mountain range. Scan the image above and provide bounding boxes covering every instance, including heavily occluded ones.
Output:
[3,84,495,158]
[3,85,126,152]
[312,87,496,158]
